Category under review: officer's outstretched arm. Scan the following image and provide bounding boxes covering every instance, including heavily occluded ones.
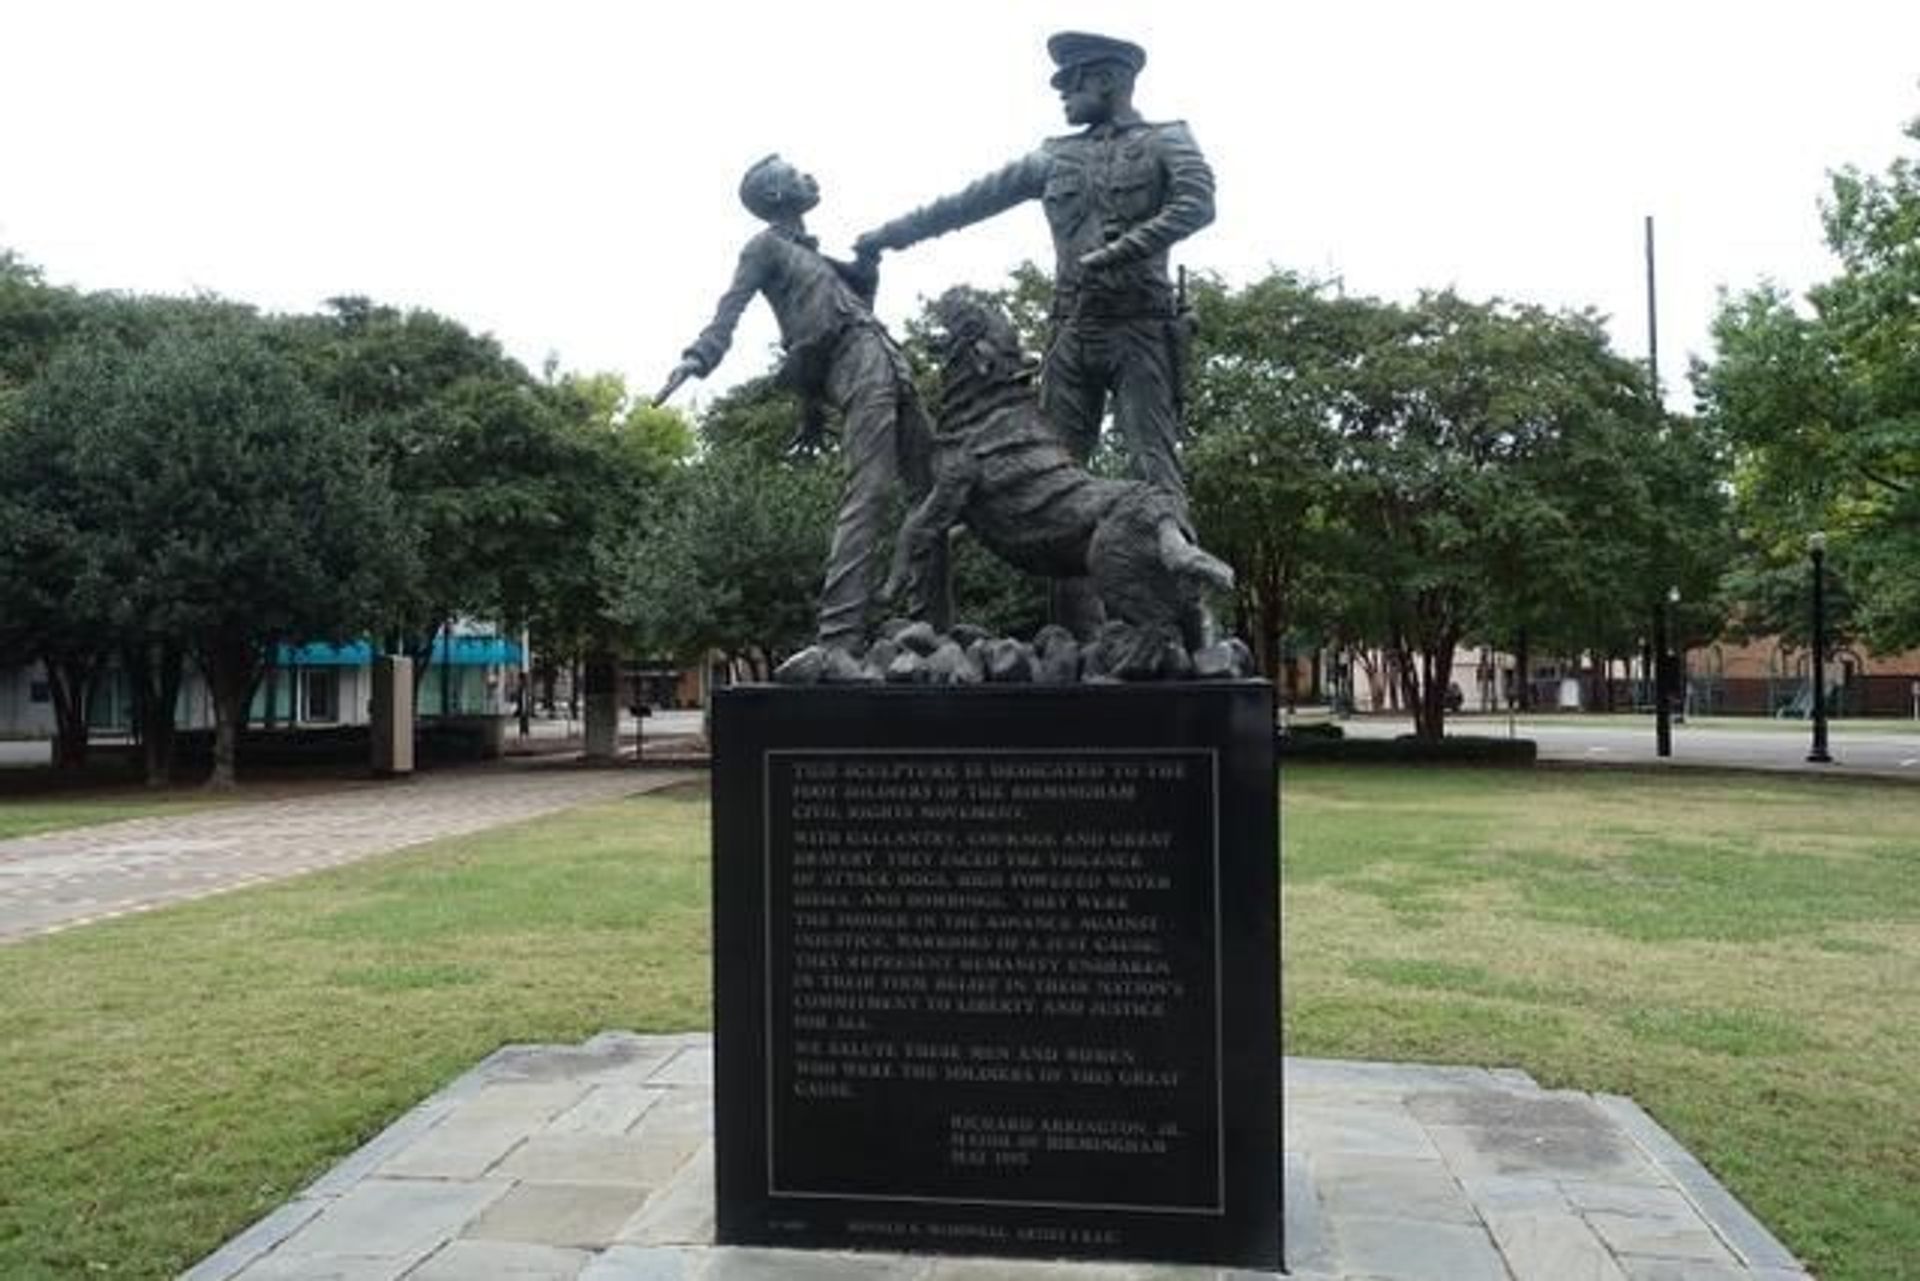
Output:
[857,152,1050,256]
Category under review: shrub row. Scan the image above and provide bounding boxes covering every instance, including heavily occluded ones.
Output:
[1278,732,1537,766]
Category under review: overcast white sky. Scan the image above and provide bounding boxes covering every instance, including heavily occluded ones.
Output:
[5,2,1916,413]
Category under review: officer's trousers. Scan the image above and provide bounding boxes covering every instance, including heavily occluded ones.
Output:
[1039,314,1187,507]
[1039,314,1187,638]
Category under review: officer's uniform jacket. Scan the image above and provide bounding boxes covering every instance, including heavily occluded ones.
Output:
[871,116,1215,320]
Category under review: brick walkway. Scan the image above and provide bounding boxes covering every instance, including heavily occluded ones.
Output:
[185,1034,1810,1281]
[0,763,696,944]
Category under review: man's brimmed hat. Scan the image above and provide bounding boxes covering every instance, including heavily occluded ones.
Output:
[1047,31,1146,89]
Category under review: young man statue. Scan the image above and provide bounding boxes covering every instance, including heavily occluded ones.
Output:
[655,155,941,657]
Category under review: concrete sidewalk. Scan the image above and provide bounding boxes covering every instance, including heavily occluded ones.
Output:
[1331,714,1920,779]
[0,762,695,944]
[186,1033,1810,1281]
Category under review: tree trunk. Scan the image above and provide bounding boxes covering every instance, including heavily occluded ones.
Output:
[125,640,185,788]
[1412,642,1459,742]
[203,633,259,791]
[1356,649,1386,712]
[1254,603,1278,683]
[1515,628,1533,711]
[403,620,443,715]
[44,653,98,771]
[439,619,455,715]
[1393,640,1421,733]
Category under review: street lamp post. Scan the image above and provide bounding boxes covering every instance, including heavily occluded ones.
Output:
[1667,586,1685,726]
[1653,589,1673,759]
[1807,532,1833,764]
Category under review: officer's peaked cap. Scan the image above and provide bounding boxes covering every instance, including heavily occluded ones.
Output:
[1047,31,1146,88]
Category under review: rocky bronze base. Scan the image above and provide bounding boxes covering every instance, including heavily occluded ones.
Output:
[775,620,1255,686]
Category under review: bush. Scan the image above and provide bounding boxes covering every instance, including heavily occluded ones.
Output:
[1280,721,1345,741]
[1278,733,1536,766]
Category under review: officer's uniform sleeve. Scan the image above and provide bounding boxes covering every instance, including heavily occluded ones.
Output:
[869,151,1051,249]
[684,235,772,374]
[1098,122,1216,264]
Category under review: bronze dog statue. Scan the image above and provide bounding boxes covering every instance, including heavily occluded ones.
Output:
[883,291,1232,676]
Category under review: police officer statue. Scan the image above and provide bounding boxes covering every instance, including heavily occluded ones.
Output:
[856,31,1215,637]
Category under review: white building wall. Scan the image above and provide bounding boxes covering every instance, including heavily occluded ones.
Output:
[0,663,59,737]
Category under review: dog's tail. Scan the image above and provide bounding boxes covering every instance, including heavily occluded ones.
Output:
[1157,519,1235,593]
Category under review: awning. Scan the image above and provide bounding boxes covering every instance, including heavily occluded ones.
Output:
[276,641,373,668]
[275,637,525,668]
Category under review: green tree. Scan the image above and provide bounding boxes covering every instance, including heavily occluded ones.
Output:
[2,286,304,776]
[600,377,838,677]
[0,325,119,766]
[1700,113,1920,651]
[71,315,406,786]
[280,299,568,701]
[525,371,694,705]
[1338,291,1679,737]
[601,447,837,680]
[1184,272,1364,682]
[0,250,88,396]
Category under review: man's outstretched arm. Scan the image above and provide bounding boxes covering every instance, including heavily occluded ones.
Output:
[857,152,1050,255]
[681,238,771,378]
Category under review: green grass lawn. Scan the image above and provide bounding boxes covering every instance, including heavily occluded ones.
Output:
[0,784,713,1279]
[1285,766,1920,1281]
[0,769,1914,1278]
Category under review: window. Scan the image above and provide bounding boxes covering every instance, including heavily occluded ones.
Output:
[28,680,50,704]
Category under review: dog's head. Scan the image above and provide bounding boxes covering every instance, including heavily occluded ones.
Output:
[928,288,1035,395]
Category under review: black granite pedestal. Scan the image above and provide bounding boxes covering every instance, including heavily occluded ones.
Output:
[709,683,1280,1271]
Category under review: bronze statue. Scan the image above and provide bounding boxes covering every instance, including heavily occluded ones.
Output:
[883,292,1232,678]
[654,155,943,653]
[856,32,1215,636]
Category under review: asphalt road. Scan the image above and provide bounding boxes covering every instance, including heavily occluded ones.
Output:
[11,710,1918,778]
[1338,714,1920,778]
[0,711,710,770]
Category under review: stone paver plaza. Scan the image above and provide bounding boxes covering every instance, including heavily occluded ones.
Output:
[187,1033,1809,1281]
[0,762,693,944]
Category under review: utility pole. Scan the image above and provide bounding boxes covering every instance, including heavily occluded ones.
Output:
[1646,216,1672,758]
[1645,215,1660,398]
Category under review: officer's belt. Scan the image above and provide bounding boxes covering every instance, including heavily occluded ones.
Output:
[1052,288,1177,321]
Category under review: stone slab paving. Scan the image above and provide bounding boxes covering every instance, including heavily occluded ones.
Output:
[0,763,695,944]
[186,1034,1810,1281]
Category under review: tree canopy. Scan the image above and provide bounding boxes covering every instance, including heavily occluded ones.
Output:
[1184,274,1725,735]
[1697,117,1920,653]
[0,257,688,779]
